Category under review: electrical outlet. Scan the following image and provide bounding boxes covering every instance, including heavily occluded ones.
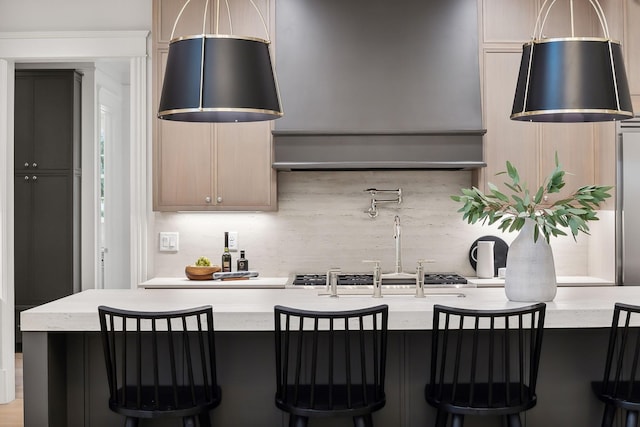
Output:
[228,231,238,251]
[159,232,179,252]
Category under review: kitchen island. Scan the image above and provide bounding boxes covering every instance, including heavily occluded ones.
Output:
[21,285,638,427]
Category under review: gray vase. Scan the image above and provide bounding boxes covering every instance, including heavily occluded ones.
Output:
[504,219,557,302]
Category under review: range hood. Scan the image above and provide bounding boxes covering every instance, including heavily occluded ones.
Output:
[273,0,486,171]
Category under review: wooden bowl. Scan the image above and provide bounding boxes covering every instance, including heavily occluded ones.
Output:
[185,265,221,280]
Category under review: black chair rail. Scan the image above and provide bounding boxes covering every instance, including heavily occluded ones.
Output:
[425,303,546,427]
[98,305,221,427]
[593,302,640,427]
[274,304,389,427]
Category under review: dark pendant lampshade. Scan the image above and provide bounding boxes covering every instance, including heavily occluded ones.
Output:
[158,34,283,122]
[511,37,633,122]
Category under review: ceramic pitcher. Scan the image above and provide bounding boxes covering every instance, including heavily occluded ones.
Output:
[473,240,495,279]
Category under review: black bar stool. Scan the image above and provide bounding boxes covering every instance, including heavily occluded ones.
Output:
[425,303,546,427]
[274,304,388,427]
[98,305,221,427]
[592,302,640,427]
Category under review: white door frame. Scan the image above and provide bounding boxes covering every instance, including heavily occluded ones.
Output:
[0,30,150,404]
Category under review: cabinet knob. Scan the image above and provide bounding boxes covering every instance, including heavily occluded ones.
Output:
[24,162,29,168]
[205,196,212,203]
[32,162,38,168]
[32,176,38,181]
[217,196,223,203]
[24,175,29,181]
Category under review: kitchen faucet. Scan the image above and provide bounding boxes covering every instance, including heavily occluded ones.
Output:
[394,215,402,274]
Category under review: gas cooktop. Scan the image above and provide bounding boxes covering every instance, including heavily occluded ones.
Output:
[291,272,468,287]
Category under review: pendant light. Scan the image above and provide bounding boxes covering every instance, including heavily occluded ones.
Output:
[511,0,633,122]
[158,0,283,122]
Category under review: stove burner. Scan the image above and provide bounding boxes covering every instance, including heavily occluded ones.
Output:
[292,273,467,286]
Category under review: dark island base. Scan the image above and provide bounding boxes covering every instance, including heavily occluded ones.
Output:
[23,329,609,426]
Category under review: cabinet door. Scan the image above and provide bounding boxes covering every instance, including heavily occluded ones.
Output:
[15,173,74,306]
[155,120,215,209]
[540,123,595,204]
[482,50,538,193]
[216,122,276,209]
[15,71,75,171]
[482,0,537,43]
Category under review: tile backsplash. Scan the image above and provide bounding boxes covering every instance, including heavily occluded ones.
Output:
[151,170,614,280]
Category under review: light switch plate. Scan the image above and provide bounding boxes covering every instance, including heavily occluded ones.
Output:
[228,231,238,252]
[159,232,179,252]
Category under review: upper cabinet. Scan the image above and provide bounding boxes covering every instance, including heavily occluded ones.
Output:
[152,0,277,211]
[478,0,620,208]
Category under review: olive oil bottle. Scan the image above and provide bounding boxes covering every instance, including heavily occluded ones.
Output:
[221,232,232,272]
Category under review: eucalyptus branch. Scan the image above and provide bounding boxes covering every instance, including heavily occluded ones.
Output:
[451,156,612,242]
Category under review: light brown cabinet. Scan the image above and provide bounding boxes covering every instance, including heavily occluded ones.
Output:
[481,49,538,192]
[478,0,619,205]
[152,0,277,211]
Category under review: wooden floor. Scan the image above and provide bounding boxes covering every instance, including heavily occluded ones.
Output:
[0,353,23,427]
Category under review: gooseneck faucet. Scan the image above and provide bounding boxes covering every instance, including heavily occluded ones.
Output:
[394,215,402,274]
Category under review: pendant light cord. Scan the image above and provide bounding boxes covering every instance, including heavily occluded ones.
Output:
[533,0,610,40]
[249,0,271,42]
[171,0,194,40]
[171,0,271,42]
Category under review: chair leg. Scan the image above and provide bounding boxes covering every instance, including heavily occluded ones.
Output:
[353,414,373,427]
[289,415,309,427]
[435,409,448,427]
[626,410,639,427]
[602,404,616,427]
[451,414,464,427]
[182,416,196,427]
[198,410,212,427]
[507,413,522,427]
[124,417,138,427]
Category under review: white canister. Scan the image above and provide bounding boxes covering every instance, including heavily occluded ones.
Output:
[472,240,495,279]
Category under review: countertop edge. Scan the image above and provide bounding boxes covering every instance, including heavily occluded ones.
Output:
[19,286,638,332]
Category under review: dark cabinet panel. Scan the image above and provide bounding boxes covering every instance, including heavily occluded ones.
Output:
[14,70,81,343]
[15,173,74,305]
[14,71,80,171]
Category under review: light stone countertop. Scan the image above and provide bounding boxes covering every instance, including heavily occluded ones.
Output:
[20,285,640,332]
[468,276,614,287]
[140,276,289,289]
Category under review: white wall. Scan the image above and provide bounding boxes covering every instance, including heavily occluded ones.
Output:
[0,0,151,31]
[152,170,613,279]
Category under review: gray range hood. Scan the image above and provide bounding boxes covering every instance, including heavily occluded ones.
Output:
[273,0,486,171]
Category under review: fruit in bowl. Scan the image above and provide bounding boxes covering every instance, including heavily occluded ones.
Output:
[185,257,221,280]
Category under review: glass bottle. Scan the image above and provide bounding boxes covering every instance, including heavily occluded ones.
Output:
[221,232,232,272]
[237,250,248,272]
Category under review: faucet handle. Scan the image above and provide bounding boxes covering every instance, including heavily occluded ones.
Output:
[414,260,434,299]
[325,268,341,297]
[363,260,383,299]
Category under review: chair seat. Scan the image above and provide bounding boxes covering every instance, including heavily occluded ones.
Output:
[425,382,538,416]
[276,384,386,418]
[592,381,640,411]
[111,385,222,419]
